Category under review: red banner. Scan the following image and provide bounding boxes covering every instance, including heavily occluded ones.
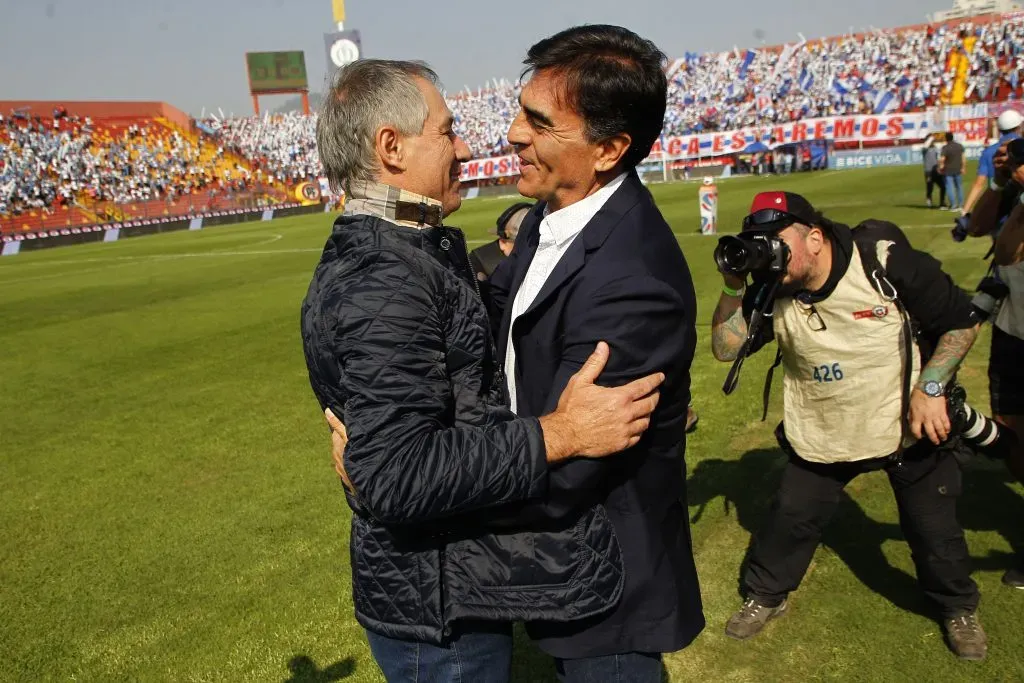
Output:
[459,112,931,181]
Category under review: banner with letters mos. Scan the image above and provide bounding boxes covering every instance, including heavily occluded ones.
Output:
[459,154,521,182]
[460,113,930,181]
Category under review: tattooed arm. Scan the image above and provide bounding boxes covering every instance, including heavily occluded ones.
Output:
[711,275,749,362]
[918,325,979,389]
[909,325,979,446]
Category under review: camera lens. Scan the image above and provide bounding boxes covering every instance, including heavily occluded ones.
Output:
[715,235,774,275]
[720,240,750,271]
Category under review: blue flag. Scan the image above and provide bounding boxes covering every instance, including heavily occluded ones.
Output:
[873,90,896,114]
[798,68,814,91]
[739,50,756,80]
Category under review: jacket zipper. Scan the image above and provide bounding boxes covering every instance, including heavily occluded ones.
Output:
[442,227,507,398]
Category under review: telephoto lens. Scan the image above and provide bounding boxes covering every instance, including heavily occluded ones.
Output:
[948,385,1018,459]
[969,276,1009,322]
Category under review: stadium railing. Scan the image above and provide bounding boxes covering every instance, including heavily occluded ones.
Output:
[0,185,293,236]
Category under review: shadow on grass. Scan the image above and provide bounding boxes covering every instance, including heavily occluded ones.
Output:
[687,448,1024,621]
[284,655,355,682]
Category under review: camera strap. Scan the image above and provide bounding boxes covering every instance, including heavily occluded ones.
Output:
[723,276,782,397]
[865,258,914,458]
[761,349,783,422]
[885,279,914,457]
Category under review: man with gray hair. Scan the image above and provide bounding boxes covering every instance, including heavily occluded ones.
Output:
[300,59,665,682]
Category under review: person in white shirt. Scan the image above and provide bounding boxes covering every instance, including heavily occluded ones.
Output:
[489,24,703,683]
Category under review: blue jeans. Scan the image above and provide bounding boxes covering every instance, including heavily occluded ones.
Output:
[366,626,664,683]
[366,624,513,683]
[555,652,664,683]
[945,174,964,209]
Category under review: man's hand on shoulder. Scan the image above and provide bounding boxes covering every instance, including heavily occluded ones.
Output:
[540,342,664,464]
[325,408,354,493]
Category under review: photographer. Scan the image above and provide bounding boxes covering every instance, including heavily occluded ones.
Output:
[711,192,988,660]
[962,111,1022,216]
[965,138,1024,590]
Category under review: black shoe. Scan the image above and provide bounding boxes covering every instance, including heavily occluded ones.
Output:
[1002,566,1024,589]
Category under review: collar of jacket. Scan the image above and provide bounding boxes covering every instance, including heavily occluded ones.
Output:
[343,180,444,228]
[524,169,644,255]
[331,212,465,259]
[501,169,644,336]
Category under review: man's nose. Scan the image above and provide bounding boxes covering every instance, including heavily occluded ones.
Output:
[454,135,472,162]
[506,112,528,148]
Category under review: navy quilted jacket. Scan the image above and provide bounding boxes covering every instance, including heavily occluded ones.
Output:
[300,214,625,644]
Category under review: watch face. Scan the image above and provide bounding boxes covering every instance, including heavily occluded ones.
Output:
[924,381,942,397]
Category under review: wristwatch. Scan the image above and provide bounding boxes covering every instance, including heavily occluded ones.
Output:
[921,380,944,398]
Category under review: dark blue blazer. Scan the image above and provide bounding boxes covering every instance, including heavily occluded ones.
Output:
[490,171,705,658]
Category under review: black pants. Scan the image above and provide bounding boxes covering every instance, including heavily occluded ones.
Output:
[744,442,979,618]
[926,169,947,206]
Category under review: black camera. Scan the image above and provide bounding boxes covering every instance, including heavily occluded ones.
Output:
[714,234,790,276]
[947,384,1018,459]
[951,214,970,243]
[970,275,1009,322]
[1007,138,1024,167]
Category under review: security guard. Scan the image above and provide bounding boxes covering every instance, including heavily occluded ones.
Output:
[710,192,987,660]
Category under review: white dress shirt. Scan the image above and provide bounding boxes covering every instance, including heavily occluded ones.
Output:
[505,172,627,414]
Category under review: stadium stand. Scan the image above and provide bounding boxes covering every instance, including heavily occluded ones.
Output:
[6,12,1024,234]
[0,101,287,234]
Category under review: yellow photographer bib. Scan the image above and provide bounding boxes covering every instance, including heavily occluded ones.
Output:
[773,245,921,463]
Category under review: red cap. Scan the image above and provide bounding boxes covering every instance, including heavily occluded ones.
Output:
[744,191,818,232]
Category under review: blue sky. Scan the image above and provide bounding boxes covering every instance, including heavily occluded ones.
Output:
[0,0,947,115]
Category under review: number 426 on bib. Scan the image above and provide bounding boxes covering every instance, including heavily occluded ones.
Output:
[812,363,844,383]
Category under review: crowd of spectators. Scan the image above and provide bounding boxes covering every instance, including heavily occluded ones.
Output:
[199,112,320,186]
[8,15,1024,219]
[1,110,256,218]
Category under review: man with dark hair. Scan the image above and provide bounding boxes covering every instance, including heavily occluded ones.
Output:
[490,24,705,681]
[923,136,946,209]
[305,58,667,683]
[940,131,967,211]
[710,191,988,660]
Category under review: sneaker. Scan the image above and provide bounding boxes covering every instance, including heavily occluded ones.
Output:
[725,598,788,640]
[943,612,987,661]
[927,198,933,208]
[1002,566,1024,589]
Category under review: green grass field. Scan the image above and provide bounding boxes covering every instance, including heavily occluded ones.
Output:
[3,164,1023,682]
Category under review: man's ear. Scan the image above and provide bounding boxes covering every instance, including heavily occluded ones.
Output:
[808,226,827,254]
[375,125,405,172]
[594,133,632,174]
